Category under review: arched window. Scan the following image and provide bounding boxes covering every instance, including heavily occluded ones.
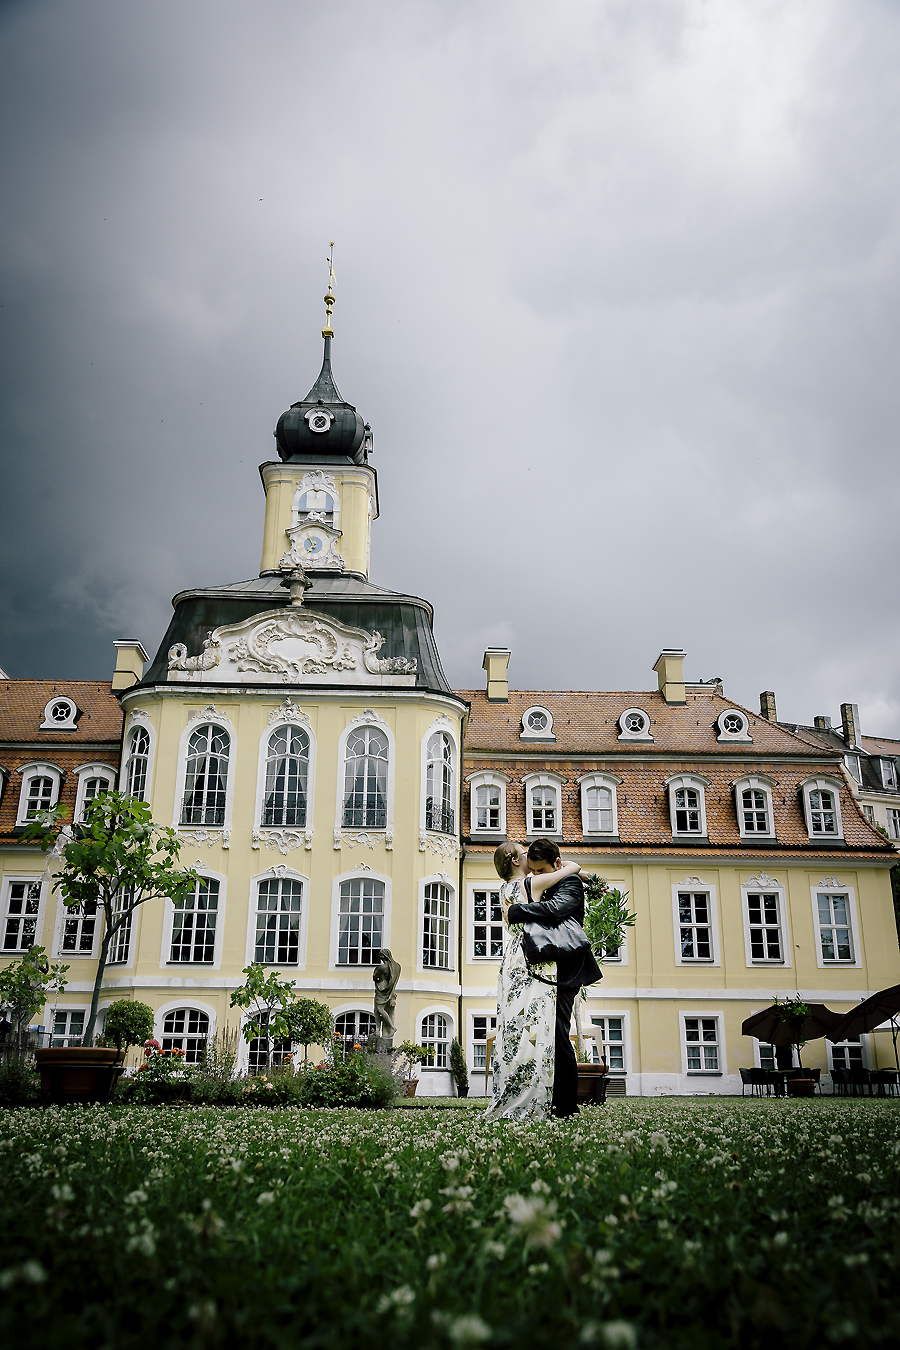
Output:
[294,489,335,525]
[125,727,150,799]
[334,1010,376,1055]
[666,775,709,837]
[578,772,622,838]
[255,876,303,965]
[523,773,564,837]
[422,881,452,969]
[800,777,844,840]
[425,732,455,834]
[342,726,388,829]
[247,1011,292,1072]
[421,1013,449,1069]
[468,771,508,837]
[263,726,309,827]
[161,1007,209,1063]
[25,775,54,818]
[181,725,230,826]
[75,765,116,823]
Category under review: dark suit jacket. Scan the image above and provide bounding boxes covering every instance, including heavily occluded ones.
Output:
[507,874,603,990]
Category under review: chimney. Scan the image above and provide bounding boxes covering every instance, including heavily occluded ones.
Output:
[653,649,686,705]
[840,702,860,747]
[112,640,149,693]
[814,715,832,731]
[482,648,511,702]
[759,691,777,722]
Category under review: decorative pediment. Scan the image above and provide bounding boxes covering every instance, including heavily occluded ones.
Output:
[280,521,345,572]
[168,610,417,687]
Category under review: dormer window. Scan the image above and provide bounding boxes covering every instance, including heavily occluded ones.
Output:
[716,709,752,742]
[520,706,555,741]
[578,772,621,837]
[666,774,709,838]
[523,773,564,838]
[467,771,508,838]
[16,762,64,827]
[617,708,653,742]
[882,758,897,790]
[800,777,845,841]
[40,697,78,731]
[732,775,776,840]
[844,754,862,784]
[74,764,116,822]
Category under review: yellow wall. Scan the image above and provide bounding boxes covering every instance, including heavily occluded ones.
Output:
[258,462,376,577]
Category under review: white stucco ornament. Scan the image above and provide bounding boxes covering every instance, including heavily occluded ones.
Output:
[304,408,334,434]
[167,609,416,686]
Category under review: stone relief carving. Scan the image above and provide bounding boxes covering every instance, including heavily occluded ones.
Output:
[363,632,417,675]
[186,704,227,723]
[168,633,221,674]
[817,876,843,888]
[178,828,230,850]
[333,829,392,851]
[267,700,311,727]
[677,876,706,887]
[279,521,345,573]
[418,830,460,862]
[128,709,150,723]
[252,828,313,855]
[746,872,780,889]
[347,708,388,728]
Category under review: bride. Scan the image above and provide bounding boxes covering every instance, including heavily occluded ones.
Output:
[486,842,585,1121]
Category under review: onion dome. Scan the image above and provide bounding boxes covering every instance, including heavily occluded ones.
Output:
[274,333,368,462]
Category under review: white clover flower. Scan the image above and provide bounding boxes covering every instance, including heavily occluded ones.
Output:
[124,1189,147,1206]
[601,1322,638,1349]
[377,1285,416,1314]
[447,1313,491,1344]
[503,1193,562,1248]
[0,1260,47,1289]
[410,1198,432,1218]
[426,1252,447,1271]
[51,1183,74,1203]
[257,1192,275,1206]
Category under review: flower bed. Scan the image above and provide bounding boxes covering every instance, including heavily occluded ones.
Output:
[0,1099,898,1349]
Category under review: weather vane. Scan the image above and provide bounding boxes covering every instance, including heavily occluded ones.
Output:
[323,242,336,339]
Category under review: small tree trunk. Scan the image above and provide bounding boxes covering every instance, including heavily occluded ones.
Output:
[83,918,114,1046]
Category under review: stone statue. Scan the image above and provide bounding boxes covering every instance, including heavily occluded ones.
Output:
[372,948,401,1041]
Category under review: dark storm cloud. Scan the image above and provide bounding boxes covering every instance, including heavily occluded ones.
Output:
[1,0,899,733]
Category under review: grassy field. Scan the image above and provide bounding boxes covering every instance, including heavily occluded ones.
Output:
[1,1098,898,1349]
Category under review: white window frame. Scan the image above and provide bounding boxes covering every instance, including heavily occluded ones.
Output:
[671,879,720,966]
[469,1009,498,1075]
[418,872,456,973]
[291,473,341,533]
[330,1005,378,1058]
[1,875,47,954]
[73,762,117,822]
[121,716,155,802]
[666,774,709,839]
[160,866,226,970]
[467,770,508,839]
[50,1006,88,1047]
[253,712,317,845]
[810,881,861,969]
[51,893,101,961]
[716,708,752,742]
[800,776,845,841]
[617,707,653,742]
[329,867,392,971]
[522,772,564,839]
[740,877,790,967]
[844,754,862,784]
[106,888,138,967]
[680,1010,725,1076]
[732,774,777,841]
[585,1009,631,1074]
[40,696,78,731]
[861,803,875,826]
[520,706,555,741]
[171,711,237,836]
[888,808,900,841]
[334,711,395,845]
[417,1005,455,1072]
[577,772,621,838]
[467,882,505,964]
[881,758,897,790]
[827,1033,870,1073]
[419,718,459,838]
[245,865,310,969]
[15,762,64,827]
[154,1000,217,1062]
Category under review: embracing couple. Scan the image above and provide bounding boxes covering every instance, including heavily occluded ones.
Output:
[487,838,602,1121]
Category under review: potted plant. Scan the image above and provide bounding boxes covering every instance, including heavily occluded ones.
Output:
[573,878,637,1099]
[449,1038,469,1098]
[0,947,69,1104]
[394,1040,434,1096]
[100,1000,155,1057]
[772,997,816,1096]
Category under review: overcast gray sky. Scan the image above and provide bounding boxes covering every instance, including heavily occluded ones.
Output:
[1,0,899,733]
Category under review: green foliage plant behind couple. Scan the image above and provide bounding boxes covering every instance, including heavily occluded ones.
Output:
[24,791,200,1047]
[582,876,637,960]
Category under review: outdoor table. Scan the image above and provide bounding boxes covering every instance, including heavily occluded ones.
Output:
[870,1069,899,1098]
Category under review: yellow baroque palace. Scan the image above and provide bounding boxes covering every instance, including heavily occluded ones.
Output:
[1,306,898,1095]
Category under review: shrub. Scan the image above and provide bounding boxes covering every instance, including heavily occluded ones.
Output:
[0,1061,40,1106]
[296,1054,397,1108]
[99,1000,154,1051]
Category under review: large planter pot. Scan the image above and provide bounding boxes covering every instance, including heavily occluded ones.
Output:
[404,1079,419,1097]
[35,1048,125,1106]
[576,1063,609,1106]
[786,1078,815,1098]
[456,1085,469,1099]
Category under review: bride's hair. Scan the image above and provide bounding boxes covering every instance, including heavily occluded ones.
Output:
[493,841,522,881]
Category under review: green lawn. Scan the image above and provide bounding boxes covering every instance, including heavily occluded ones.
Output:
[1,1098,898,1349]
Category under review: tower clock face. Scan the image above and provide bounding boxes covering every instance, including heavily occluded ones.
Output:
[304,407,334,434]
[297,526,330,558]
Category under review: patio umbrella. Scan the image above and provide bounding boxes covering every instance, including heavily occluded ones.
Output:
[828,984,900,1071]
[742,1003,842,1071]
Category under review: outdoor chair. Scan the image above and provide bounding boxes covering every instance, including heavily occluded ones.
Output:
[740,1068,771,1098]
[831,1067,852,1097]
[849,1066,873,1097]
[808,1067,822,1094]
[869,1069,899,1098]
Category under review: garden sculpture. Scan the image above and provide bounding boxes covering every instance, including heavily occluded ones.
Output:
[372,949,401,1041]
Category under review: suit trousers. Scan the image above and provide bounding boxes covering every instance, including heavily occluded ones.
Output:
[552,981,579,1119]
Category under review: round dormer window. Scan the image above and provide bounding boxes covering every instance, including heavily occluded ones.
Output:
[716,708,751,741]
[625,712,647,734]
[618,707,652,740]
[40,696,78,731]
[304,407,335,434]
[520,706,555,740]
[527,711,548,732]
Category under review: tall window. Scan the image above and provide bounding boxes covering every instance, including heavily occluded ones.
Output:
[162,1008,209,1063]
[60,901,98,955]
[741,788,770,834]
[862,804,875,826]
[882,759,897,790]
[684,1017,720,1071]
[421,1013,449,1069]
[342,727,388,829]
[530,786,556,833]
[587,1015,625,1070]
[337,878,384,965]
[334,1010,376,1054]
[255,877,303,965]
[746,892,782,961]
[816,893,853,962]
[474,783,500,832]
[170,878,219,964]
[832,1036,864,1070]
[889,809,900,841]
[181,725,230,826]
[422,882,451,969]
[107,890,134,965]
[247,1010,292,1071]
[425,732,455,834]
[808,789,837,835]
[263,726,308,827]
[472,1014,497,1071]
[51,1009,85,1047]
[673,787,701,833]
[678,891,712,960]
[3,881,41,951]
[79,777,109,822]
[585,785,613,833]
[25,776,54,819]
[473,888,503,959]
[125,727,150,799]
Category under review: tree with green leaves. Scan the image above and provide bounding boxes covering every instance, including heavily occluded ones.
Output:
[101,1000,155,1052]
[24,791,198,1047]
[280,997,333,1062]
[0,947,68,1063]
[230,963,298,1071]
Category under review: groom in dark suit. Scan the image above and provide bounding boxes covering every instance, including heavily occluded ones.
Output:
[505,838,602,1118]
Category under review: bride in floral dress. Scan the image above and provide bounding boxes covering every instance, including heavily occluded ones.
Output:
[486,842,585,1121]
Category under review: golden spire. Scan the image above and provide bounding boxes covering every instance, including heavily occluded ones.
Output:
[322,242,336,338]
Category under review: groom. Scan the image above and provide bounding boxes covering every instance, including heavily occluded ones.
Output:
[506,838,602,1118]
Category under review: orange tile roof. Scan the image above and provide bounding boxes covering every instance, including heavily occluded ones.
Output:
[0,681,123,745]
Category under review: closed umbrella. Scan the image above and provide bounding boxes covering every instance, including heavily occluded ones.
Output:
[828,984,900,1071]
[742,1002,842,1072]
